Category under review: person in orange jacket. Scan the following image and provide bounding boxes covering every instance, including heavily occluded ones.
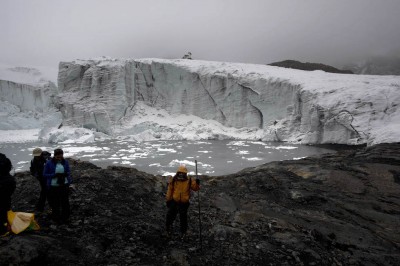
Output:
[166,164,200,238]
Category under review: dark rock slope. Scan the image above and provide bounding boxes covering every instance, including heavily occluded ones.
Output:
[269,60,353,74]
[1,143,399,265]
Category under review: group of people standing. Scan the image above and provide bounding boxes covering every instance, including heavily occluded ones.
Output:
[30,148,72,224]
[0,147,73,237]
[1,147,200,239]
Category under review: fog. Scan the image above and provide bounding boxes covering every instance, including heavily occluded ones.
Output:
[1,0,400,70]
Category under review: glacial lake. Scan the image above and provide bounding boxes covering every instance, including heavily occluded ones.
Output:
[1,140,337,176]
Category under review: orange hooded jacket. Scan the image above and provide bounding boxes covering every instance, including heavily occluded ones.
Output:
[166,175,200,203]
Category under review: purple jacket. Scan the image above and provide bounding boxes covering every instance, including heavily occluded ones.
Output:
[43,158,72,188]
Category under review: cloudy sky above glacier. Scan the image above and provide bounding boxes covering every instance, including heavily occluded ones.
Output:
[1,0,400,70]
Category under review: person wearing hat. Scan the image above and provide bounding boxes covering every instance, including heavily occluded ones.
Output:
[0,153,16,236]
[165,164,200,238]
[30,147,48,212]
[43,148,72,224]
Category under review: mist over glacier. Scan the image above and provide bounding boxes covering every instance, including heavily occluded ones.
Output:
[0,58,400,146]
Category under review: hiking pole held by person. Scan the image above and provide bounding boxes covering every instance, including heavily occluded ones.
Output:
[195,160,203,251]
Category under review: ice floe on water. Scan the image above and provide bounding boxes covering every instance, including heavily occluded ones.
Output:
[274,146,298,150]
[243,157,263,161]
[228,141,250,147]
[157,148,177,153]
[2,140,336,176]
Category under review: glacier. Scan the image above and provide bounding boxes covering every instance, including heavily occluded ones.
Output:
[1,58,400,145]
[0,65,61,133]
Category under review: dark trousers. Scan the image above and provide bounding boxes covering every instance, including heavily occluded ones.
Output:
[166,201,190,234]
[0,197,11,233]
[36,179,47,211]
[48,186,70,223]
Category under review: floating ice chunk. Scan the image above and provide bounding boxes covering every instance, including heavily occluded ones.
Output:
[157,148,177,153]
[276,146,298,150]
[293,157,306,160]
[228,141,250,146]
[120,161,132,165]
[242,157,263,161]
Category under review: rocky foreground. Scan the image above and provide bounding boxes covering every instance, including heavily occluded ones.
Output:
[1,143,399,265]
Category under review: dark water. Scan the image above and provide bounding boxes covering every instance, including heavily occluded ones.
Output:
[0,140,336,176]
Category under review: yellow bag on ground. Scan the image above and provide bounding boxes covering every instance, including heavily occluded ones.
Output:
[7,210,40,234]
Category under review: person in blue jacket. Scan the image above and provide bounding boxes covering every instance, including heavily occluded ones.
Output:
[43,148,72,224]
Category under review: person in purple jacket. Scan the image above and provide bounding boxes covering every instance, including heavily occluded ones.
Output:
[43,148,72,224]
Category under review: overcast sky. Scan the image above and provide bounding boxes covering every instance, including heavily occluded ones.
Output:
[1,0,400,70]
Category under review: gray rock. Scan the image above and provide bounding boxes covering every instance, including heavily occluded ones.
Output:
[0,144,399,265]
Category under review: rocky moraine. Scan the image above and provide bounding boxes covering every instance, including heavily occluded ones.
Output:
[0,143,399,265]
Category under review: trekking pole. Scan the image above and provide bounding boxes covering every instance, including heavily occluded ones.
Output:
[195,160,203,252]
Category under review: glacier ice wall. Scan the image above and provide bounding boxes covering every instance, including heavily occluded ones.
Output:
[0,74,61,131]
[57,58,134,134]
[0,80,56,112]
[56,58,400,145]
[132,60,300,129]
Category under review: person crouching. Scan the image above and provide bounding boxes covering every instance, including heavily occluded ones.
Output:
[165,165,200,239]
[44,148,72,224]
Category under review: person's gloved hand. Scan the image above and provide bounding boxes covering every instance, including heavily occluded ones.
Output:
[196,178,200,185]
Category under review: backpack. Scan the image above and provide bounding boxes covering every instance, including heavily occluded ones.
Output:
[0,153,12,175]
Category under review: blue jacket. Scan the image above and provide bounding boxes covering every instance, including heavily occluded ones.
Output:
[43,159,72,188]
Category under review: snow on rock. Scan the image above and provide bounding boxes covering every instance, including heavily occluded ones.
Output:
[57,58,400,145]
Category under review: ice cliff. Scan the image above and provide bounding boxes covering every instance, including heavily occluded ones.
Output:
[0,66,60,131]
[1,59,399,145]
[0,80,55,112]
[57,58,134,134]
[55,58,400,145]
